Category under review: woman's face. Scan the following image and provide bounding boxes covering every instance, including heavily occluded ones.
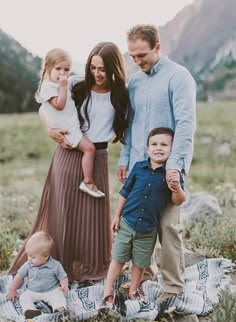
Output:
[90,55,109,89]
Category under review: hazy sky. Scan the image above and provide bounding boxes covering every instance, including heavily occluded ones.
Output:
[0,0,194,63]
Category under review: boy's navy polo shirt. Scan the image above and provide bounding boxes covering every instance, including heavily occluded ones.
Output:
[120,159,183,233]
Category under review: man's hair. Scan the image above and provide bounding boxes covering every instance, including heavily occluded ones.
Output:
[127,24,160,49]
[147,127,174,146]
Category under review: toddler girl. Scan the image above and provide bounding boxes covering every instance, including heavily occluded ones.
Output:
[35,48,105,198]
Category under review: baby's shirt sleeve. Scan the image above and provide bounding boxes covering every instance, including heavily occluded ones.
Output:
[55,261,67,281]
[39,81,59,103]
[18,261,30,279]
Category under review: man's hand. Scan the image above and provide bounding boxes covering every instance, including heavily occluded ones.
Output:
[166,169,181,192]
[117,166,128,184]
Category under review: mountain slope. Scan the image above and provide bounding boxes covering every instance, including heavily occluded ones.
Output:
[160,0,236,100]
[0,29,42,113]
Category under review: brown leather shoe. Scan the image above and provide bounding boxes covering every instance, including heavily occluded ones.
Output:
[24,309,42,319]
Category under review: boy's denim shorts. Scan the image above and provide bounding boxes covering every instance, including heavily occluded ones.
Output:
[112,217,158,268]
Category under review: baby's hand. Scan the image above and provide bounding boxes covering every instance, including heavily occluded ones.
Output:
[60,277,69,294]
[59,75,68,87]
[6,290,17,302]
[60,284,69,294]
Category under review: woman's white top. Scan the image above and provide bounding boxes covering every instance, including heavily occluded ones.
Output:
[80,90,115,143]
[69,75,115,143]
[40,80,83,147]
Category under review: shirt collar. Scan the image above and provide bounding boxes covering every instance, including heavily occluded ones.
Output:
[29,256,54,269]
[148,55,168,76]
[141,159,166,172]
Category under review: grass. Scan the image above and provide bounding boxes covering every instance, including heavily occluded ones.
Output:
[0,101,236,320]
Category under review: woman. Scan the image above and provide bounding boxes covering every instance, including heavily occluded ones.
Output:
[8,42,130,283]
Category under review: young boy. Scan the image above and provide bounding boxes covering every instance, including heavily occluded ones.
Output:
[102,127,186,308]
[6,231,69,320]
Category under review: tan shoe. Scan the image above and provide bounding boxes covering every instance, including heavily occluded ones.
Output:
[157,292,177,304]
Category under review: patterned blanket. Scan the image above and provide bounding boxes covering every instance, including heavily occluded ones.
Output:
[0,258,234,321]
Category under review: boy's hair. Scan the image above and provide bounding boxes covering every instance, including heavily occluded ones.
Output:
[25,231,54,256]
[127,24,160,49]
[147,127,174,146]
[35,48,72,102]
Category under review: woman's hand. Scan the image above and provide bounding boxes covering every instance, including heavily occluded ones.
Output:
[49,128,73,149]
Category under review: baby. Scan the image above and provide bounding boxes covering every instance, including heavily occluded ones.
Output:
[6,231,69,319]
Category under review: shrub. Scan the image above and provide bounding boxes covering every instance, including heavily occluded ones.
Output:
[213,287,236,322]
[0,231,17,270]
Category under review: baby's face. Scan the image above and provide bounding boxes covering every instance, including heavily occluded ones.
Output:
[27,250,48,267]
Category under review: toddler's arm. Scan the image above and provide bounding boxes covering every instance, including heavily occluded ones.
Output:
[168,171,186,205]
[6,273,23,301]
[48,75,68,110]
[60,277,69,294]
[111,195,126,232]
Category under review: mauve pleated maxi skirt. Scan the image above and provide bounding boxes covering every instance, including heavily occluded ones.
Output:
[8,145,112,282]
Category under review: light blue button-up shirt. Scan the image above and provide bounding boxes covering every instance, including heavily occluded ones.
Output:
[119,55,196,175]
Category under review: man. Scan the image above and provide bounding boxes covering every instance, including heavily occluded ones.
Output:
[118,24,196,303]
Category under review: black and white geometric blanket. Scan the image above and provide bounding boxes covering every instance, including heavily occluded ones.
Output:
[0,258,234,321]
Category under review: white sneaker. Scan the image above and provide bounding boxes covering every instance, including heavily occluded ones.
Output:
[79,181,105,198]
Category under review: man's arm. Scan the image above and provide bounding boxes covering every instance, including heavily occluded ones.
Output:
[118,83,134,183]
[166,69,196,175]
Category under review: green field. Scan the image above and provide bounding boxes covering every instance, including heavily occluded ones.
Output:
[0,101,236,267]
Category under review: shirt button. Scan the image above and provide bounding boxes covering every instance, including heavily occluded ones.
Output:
[138,218,142,221]
[152,172,155,175]
[141,209,144,211]
[148,183,151,186]
[144,196,147,199]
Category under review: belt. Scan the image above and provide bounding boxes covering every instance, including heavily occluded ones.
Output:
[94,142,108,150]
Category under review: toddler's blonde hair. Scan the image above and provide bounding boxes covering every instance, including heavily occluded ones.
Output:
[35,48,72,102]
[25,231,54,256]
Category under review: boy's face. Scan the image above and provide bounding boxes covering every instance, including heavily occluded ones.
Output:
[147,133,173,165]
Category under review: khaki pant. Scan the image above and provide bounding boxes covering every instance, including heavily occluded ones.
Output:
[158,202,185,294]
[19,287,67,313]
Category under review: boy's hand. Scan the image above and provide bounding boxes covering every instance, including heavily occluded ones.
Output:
[6,290,18,302]
[59,75,68,87]
[111,216,120,232]
[169,180,181,192]
[166,169,181,192]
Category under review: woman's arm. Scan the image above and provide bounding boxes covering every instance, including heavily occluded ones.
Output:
[39,105,72,149]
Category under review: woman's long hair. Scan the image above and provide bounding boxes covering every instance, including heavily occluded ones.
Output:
[71,42,130,144]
